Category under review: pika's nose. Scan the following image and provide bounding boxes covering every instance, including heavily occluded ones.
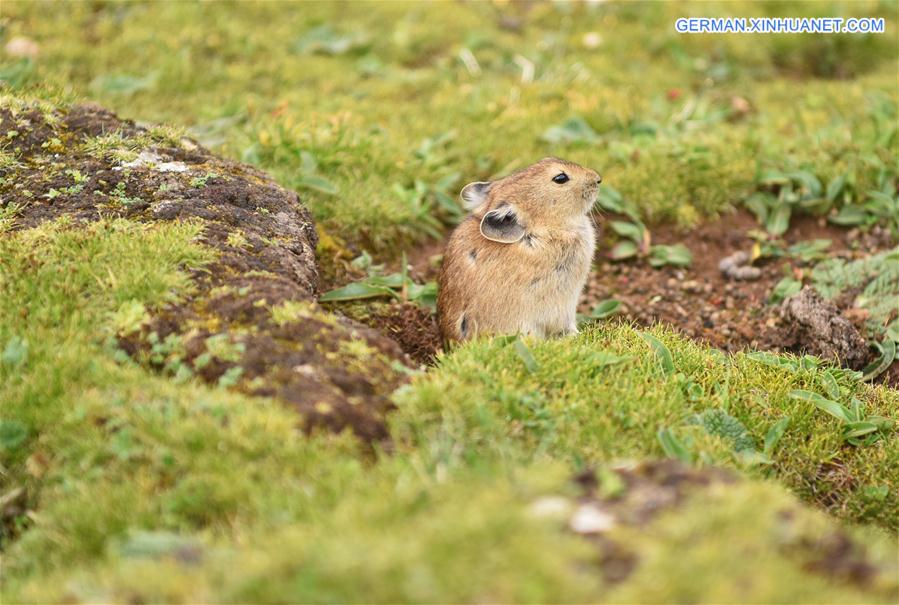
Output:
[595,174,602,184]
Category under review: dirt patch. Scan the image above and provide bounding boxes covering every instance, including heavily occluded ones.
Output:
[557,461,889,591]
[554,460,739,584]
[366,302,442,366]
[581,210,897,384]
[398,209,896,381]
[1,101,411,442]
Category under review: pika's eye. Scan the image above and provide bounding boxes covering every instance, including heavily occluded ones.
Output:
[552,172,569,184]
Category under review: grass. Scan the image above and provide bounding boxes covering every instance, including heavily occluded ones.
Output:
[1,217,897,603]
[2,1,899,601]
[2,1,896,252]
[395,328,899,528]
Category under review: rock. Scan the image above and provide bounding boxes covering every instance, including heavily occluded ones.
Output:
[779,287,869,369]
[582,32,602,48]
[569,503,616,534]
[4,36,39,59]
[719,250,762,281]
[0,100,412,442]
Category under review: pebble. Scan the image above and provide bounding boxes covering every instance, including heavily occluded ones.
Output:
[529,496,572,519]
[5,36,39,59]
[582,32,602,48]
[569,503,616,534]
[719,250,762,281]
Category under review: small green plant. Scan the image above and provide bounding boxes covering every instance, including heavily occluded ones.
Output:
[640,331,675,375]
[578,299,622,326]
[107,181,142,206]
[657,427,692,464]
[745,169,826,235]
[295,151,338,195]
[829,186,899,237]
[609,220,651,261]
[649,244,692,268]
[320,252,437,309]
[769,276,802,304]
[608,220,692,268]
[593,184,639,220]
[689,408,756,453]
[190,172,218,188]
[790,390,892,447]
[540,115,599,145]
[862,338,896,381]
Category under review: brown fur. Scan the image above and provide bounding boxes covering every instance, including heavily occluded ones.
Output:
[437,157,600,342]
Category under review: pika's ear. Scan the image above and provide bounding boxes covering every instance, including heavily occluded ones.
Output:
[480,204,525,244]
[460,181,492,210]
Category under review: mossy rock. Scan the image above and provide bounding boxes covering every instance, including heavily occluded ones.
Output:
[1,96,410,441]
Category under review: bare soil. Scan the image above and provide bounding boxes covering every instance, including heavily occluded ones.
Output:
[582,210,896,383]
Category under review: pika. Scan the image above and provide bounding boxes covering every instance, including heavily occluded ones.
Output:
[437,157,601,343]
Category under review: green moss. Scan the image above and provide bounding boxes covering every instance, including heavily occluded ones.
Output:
[392,325,899,529]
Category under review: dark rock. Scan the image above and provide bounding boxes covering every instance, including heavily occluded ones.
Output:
[1,100,412,443]
[779,287,869,369]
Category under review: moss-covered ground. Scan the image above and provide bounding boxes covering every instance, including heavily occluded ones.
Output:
[2,1,898,602]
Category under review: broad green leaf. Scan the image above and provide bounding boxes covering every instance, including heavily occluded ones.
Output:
[512,338,539,373]
[610,240,638,260]
[826,174,846,203]
[766,204,791,236]
[861,485,889,501]
[769,277,801,304]
[610,220,645,242]
[758,169,789,185]
[595,186,627,215]
[819,371,841,401]
[640,332,674,375]
[0,420,28,451]
[787,239,831,263]
[657,428,692,464]
[787,170,822,198]
[789,390,850,423]
[1,336,28,366]
[862,339,896,381]
[540,116,599,145]
[649,244,692,268]
[91,72,156,95]
[368,273,405,289]
[296,175,339,195]
[319,282,394,302]
[746,351,798,371]
[764,417,791,456]
[586,351,631,370]
[844,421,880,438]
[744,192,772,224]
[293,25,369,56]
[589,299,621,319]
[829,205,869,226]
[887,320,899,343]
